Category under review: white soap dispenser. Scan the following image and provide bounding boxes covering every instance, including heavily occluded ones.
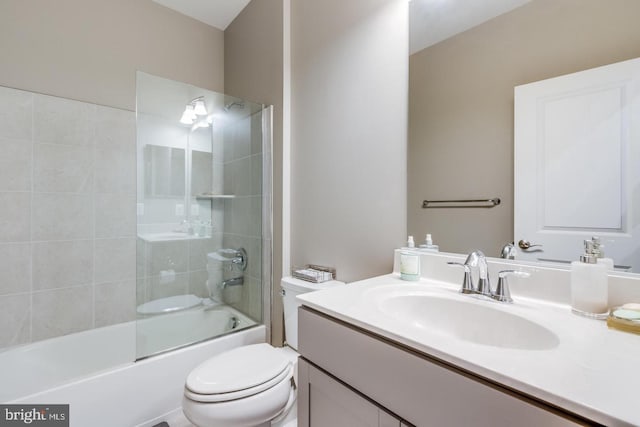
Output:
[400,235,420,281]
[570,239,609,319]
[591,236,614,271]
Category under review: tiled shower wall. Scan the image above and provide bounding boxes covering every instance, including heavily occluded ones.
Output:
[0,86,136,349]
[222,112,265,322]
[136,111,266,323]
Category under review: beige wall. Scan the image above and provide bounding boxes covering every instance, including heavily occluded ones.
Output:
[291,0,408,283]
[224,0,285,345]
[408,0,640,257]
[0,0,224,111]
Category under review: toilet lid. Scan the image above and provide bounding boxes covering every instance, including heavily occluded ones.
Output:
[186,344,290,396]
[184,364,292,403]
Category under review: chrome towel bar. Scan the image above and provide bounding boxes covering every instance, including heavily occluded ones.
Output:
[422,198,501,209]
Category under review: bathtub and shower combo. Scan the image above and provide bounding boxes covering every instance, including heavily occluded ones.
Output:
[0,73,273,427]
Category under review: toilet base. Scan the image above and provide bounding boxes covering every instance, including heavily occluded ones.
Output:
[182,374,293,427]
[271,399,297,427]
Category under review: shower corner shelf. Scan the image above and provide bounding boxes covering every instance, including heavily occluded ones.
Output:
[195,194,236,201]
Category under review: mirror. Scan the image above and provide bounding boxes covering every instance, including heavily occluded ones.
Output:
[191,149,213,197]
[143,145,185,198]
[407,0,640,272]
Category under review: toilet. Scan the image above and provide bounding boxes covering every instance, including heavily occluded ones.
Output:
[182,276,344,427]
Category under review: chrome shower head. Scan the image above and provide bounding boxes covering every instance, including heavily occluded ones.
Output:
[224,101,245,112]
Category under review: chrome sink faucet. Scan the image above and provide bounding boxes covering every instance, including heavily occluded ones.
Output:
[448,251,529,303]
[464,250,492,297]
[448,251,491,297]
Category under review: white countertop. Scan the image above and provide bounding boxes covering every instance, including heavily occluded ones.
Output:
[297,273,640,427]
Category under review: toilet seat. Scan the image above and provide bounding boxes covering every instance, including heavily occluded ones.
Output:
[185,364,292,403]
[185,343,292,403]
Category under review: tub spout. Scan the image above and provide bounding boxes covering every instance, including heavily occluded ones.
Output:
[222,276,244,288]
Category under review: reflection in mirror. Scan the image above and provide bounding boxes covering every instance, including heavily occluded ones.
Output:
[408,0,640,271]
[143,145,185,198]
[514,58,640,272]
[191,149,213,197]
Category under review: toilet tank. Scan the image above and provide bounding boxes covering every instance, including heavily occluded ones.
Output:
[281,276,344,350]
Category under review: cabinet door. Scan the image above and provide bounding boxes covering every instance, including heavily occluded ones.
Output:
[298,358,402,427]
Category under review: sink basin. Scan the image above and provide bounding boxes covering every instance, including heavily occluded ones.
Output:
[379,294,559,350]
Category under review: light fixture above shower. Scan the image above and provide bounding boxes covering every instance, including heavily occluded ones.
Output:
[193,98,208,116]
[191,115,213,131]
[180,96,208,125]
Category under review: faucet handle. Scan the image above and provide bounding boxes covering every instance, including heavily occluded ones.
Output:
[447,262,475,294]
[493,270,530,303]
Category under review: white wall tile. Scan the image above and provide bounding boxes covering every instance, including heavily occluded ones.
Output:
[94,144,136,194]
[149,272,189,300]
[188,270,209,298]
[232,116,252,160]
[188,238,220,271]
[0,87,33,141]
[94,238,136,283]
[95,193,136,238]
[0,137,32,191]
[250,111,263,156]
[0,192,31,242]
[32,286,93,341]
[0,88,142,347]
[0,293,31,348]
[32,193,93,240]
[0,243,31,295]
[34,94,95,145]
[33,143,93,193]
[95,106,135,149]
[251,153,263,196]
[224,196,261,238]
[94,280,136,327]
[32,240,93,290]
[148,240,189,275]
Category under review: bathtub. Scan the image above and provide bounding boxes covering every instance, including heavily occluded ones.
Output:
[136,304,257,358]
[2,305,265,427]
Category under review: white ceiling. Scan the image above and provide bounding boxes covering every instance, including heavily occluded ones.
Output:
[152,0,251,30]
[153,0,532,55]
[409,0,532,55]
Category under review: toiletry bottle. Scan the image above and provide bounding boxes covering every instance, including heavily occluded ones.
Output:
[591,236,614,271]
[570,239,609,319]
[418,233,439,252]
[400,250,420,281]
[400,235,420,281]
[406,235,415,249]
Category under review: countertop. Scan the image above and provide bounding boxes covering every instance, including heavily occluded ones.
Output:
[297,273,640,427]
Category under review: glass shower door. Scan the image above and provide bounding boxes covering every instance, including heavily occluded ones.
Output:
[135,72,270,359]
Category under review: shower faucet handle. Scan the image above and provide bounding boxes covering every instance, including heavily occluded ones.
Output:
[231,248,248,271]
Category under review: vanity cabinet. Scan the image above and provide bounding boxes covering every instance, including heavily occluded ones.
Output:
[297,307,594,427]
[298,358,405,427]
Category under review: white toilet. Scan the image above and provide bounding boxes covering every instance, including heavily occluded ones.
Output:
[182,276,344,427]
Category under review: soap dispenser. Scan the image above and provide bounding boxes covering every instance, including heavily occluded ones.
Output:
[570,239,609,319]
[400,236,420,281]
[591,236,614,271]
